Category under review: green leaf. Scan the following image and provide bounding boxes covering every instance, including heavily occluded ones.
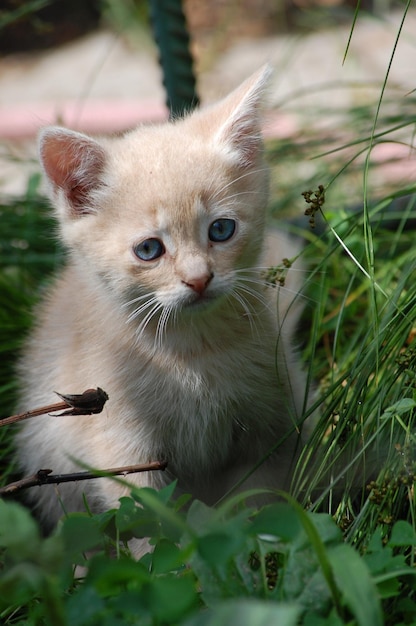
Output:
[303,513,342,548]
[150,538,187,574]
[376,576,400,599]
[279,497,343,614]
[0,500,40,559]
[186,499,217,534]
[250,503,301,540]
[197,531,245,568]
[116,496,160,539]
[380,398,416,419]
[282,543,332,615]
[183,599,301,626]
[174,492,193,511]
[328,543,383,626]
[86,555,149,595]
[129,487,187,541]
[132,480,177,506]
[389,520,416,547]
[66,585,105,624]
[60,514,104,562]
[0,562,44,609]
[303,609,345,626]
[147,574,197,622]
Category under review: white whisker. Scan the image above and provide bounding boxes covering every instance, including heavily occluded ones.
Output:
[233,282,272,317]
[122,292,150,309]
[233,267,317,307]
[155,305,172,348]
[208,167,270,202]
[139,302,163,334]
[228,288,261,337]
[126,296,158,324]
[213,190,265,208]
[234,273,269,289]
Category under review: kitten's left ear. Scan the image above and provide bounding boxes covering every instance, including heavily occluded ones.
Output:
[214,64,272,167]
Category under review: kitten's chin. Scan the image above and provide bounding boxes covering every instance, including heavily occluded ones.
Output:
[181,291,223,314]
[183,295,217,311]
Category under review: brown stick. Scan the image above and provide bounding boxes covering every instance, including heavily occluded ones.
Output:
[0,461,168,496]
[0,387,109,427]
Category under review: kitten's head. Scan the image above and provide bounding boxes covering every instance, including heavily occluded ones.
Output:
[39,66,271,336]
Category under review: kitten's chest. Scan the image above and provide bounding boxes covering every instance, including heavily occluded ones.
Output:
[126,345,277,474]
[122,338,280,443]
[96,317,294,482]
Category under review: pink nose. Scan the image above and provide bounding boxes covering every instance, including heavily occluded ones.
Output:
[183,273,213,295]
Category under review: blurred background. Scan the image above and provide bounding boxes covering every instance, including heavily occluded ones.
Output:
[1,0,415,197]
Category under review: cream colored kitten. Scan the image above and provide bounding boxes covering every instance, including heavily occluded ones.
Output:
[16,66,310,547]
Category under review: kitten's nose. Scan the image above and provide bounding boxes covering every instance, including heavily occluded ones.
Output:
[183,272,213,295]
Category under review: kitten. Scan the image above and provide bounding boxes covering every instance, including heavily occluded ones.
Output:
[16,66,310,549]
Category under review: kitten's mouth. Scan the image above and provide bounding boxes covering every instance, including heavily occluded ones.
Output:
[183,292,217,311]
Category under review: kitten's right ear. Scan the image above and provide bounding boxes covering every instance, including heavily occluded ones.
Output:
[211,64,272,168]
[39,127,106,216]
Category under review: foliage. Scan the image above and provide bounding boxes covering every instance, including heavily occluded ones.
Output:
[1,483,416,626]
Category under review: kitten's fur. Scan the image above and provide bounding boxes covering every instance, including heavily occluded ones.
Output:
[16,66,310,547]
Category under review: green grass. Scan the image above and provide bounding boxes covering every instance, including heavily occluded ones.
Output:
[266,66,416,550]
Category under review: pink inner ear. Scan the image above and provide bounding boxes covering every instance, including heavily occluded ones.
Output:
[40,130,106,214]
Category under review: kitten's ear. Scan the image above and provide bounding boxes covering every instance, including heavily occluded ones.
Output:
[213,64,272,167]
[39,127,106,216]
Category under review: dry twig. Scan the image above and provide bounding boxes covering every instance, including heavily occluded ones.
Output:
[0,387,109,427]
[0,388,167,498]
[0,461,168,496]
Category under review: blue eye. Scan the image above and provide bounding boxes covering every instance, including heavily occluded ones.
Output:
[133,238,165,261]
[208,219,236,243]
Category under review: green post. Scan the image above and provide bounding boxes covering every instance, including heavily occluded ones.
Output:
[148,0,199,118]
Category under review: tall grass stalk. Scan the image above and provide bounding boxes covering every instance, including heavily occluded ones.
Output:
[270,3,416,550]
